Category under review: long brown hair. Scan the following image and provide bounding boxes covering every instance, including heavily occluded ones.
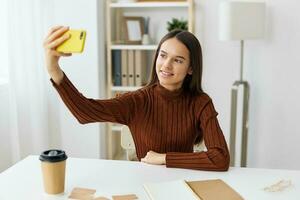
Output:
[147,29,203,95]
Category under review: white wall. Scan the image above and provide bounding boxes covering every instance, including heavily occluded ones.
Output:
[0,84,13,172]
[0,0,12,172]
[246,0,300,169]
[47,0,107,159]
[196,0,300,170]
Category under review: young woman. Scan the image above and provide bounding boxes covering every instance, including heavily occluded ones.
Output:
[44,26,230,171]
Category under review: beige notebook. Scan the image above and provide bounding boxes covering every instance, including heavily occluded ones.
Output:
[187,179,244,200]
[144,179,244,200]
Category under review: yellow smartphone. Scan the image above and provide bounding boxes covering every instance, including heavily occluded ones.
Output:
[56,30,86,53]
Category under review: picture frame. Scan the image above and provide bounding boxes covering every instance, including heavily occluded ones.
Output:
[123,16,145,44]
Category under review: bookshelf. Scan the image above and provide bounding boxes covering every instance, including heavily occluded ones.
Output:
[105,0,194,160]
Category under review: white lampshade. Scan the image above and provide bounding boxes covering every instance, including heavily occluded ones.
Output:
[219,0,266,40]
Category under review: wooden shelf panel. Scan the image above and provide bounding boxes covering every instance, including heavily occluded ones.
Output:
[110,2,189,8]
[111,44,157,50]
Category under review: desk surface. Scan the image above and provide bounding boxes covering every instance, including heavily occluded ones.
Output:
[0,156,299,200]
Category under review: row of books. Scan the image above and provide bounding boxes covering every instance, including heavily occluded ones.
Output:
[112,50,148,87]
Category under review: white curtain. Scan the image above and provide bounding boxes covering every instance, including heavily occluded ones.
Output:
[6,0,59,164]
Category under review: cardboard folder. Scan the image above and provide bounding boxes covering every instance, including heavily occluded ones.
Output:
[187,179,244,200]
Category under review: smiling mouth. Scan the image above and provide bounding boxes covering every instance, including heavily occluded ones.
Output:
[160,70,174,77]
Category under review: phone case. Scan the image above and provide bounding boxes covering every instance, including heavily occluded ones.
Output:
[56,30,86,53]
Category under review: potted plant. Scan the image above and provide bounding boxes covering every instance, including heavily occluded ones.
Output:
[167,18,188,32]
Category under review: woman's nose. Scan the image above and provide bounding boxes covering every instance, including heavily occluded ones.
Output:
[161,59,172,70]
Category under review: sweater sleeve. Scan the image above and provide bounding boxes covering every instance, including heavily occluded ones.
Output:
[51,73,139,125]
[165,99,230,171]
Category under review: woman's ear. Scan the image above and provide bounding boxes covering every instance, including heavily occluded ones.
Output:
[187,67,193,75]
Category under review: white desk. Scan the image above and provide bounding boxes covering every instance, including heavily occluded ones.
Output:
[0,156,299,200]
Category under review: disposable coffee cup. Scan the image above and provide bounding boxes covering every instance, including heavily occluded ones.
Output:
[39,149,68,194]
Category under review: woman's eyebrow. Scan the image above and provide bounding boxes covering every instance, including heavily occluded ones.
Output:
[160,50,186,60]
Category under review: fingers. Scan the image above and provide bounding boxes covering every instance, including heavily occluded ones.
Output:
[43,26,73,62]
[141,157,151,164]
[47,33,70,50]
[45,25,63,38]
[62,53,72,57]
[141,151,152,163]
[141,153,149,163]
[52,51,72,57]
[141,151,166,165]
[43,26,69,52]
[45,26,69,44]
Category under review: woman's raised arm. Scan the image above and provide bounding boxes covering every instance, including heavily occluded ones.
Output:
[43,26,72,85]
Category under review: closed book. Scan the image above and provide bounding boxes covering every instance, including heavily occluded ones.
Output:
[121,50,128,86]
[112,50,122,86]
[134,50,147,86]
[127,50,135,86]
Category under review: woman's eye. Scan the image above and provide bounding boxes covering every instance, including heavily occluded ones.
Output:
[160,54,166,58]
[174,59,183,64]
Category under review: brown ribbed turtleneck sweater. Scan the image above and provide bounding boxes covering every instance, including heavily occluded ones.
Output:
[51,73,230,171]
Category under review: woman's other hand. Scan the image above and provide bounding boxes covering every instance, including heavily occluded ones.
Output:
[141,150,166,165]
[43,26,72,85]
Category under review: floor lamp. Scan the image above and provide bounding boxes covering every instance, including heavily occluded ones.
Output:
[219,1,266,167]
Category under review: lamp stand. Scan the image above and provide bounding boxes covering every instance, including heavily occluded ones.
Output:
[229,40,250,167]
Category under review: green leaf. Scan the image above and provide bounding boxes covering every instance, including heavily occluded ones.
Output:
[166,18,188,32]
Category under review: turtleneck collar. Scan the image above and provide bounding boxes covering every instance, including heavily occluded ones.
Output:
[154,82,185,100]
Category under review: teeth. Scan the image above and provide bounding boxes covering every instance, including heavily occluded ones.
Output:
[161,71,173,76]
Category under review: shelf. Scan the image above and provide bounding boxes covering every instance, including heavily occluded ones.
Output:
[111,86,142,92]
[110,2,189,8]
[111,44,157,50]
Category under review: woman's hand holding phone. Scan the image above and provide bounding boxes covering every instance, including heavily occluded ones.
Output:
[43,26,72,85]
